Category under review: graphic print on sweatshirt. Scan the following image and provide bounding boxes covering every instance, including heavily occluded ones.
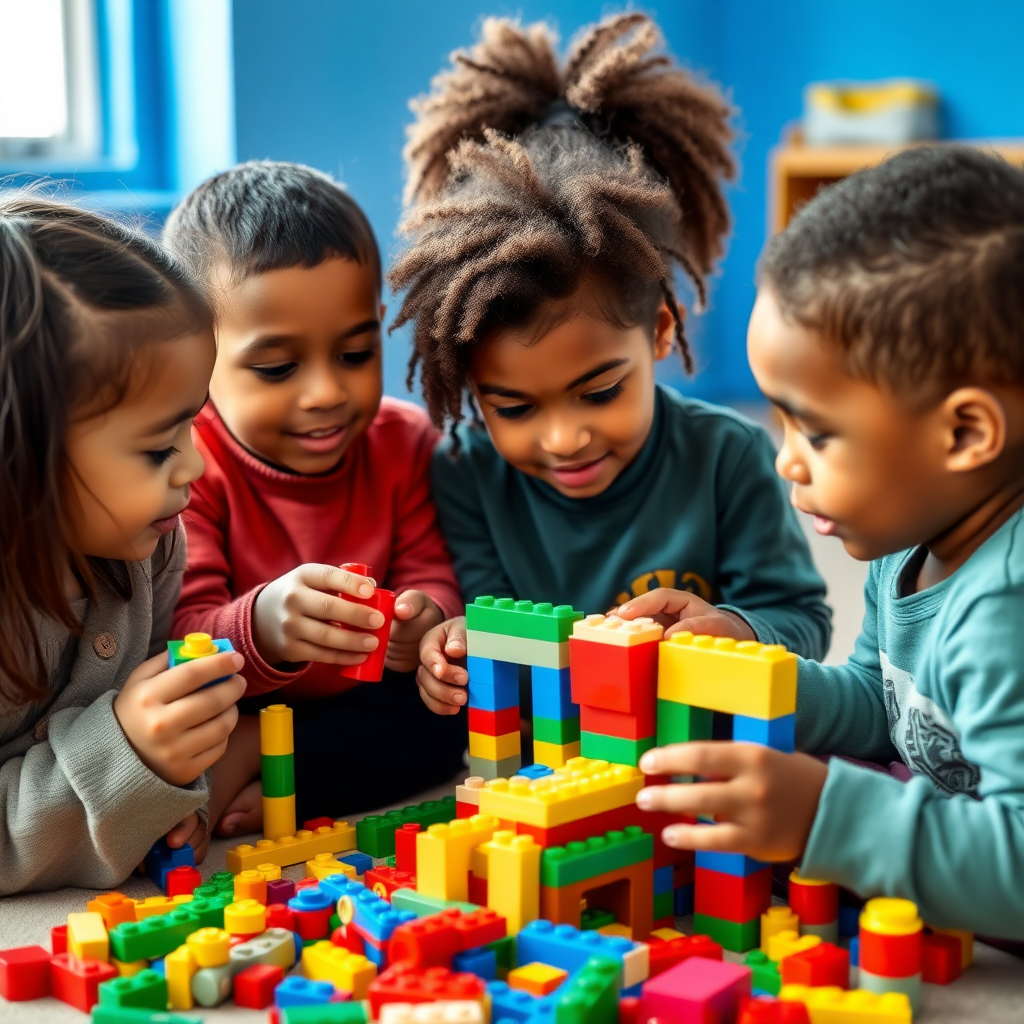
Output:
[880,651,980,796]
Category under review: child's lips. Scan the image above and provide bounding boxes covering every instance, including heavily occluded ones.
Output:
[812,515,838,536]
[549,454,609,488]
[289,423,349,454]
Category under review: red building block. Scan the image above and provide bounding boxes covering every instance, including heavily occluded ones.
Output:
[332,926,366,956]
[788,874,839,926]
[456,802,476,820]
[468,705,521,737]
[304,816,336,832]
[51,925,68,955]
[266,904,295,931]
[234,962,285,1009]
[923,932,963,985]
[618,995,643,1024]
[49,954,117,1012]
[695,866,772,922]
[859,928,922,978]
[673,856,696,888]
[165,864,203,898]
[388,908,506,969]
[580,703,655,740]
[337,562,396,683]
[368,962,487,1016]
[366,866,417,901]
[0,946,52,1001]
[468,875,488,906]
[647,933,723,978]
[294,876,320,893]
[739,996,812,1024]
[569,636,659,714]
[779,942,850,988]
[642,956,752,1023]
[395,823,421,875]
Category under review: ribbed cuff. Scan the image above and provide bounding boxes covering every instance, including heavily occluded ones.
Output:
[237,584,312,695]
[717,605,780,646]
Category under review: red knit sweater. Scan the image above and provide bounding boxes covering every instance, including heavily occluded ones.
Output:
[173,399,461,697]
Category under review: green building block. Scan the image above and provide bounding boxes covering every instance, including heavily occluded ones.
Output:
[191,884,218,900]
[653,890,675,921]
[580,731,655,767]
[534,715,581,745]
[541,827,654,888]
[382,855,397,867]
[356,796,458,858]
[485,933,517,970]
[693,913,760,953]
[657,700,713,746]
[98,970,168,1010]
[261,753,295,797]
[580,907,617,931]
[209,871,235,893]
[467,597,584,643]
[110,909,199,962]
[391,888,479,918]
[744,949,781,995]
[554,956,621,1024]
[187,892,233,930]
[91,1009,202,1024]
[281,1004,369,1023]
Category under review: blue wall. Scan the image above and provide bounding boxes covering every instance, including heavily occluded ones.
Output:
[232,0,1024,403]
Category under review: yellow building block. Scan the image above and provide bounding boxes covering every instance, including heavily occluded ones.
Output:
[112,958,147,977]
[264,794,297,844]
[598,923,633,939]
[651,927,685,941]
[658,633,797,719]
[532,739,581,770]
[67,911,108,962]
[860,898,922,936]
[256,862,282,880]
[416,815,500,902]
[470,845,489,881]
[572,614,664,647]
[165,945,197,1011]
[234,870,268,903]
[507,961,569,996]
[779,985,912,1023]
[768,930,822,963]
[186,927,230,968]
[260,703,294,756]
[762,906,801,952]
[302,940,377,998]
[480,830,540,934]
[307,853,357,881]
[477,757,644,828]
[469,730,521,762]
[226,820,356,872]
[134,895,193,920]
[930,926,974,968]
[224,899,267,936]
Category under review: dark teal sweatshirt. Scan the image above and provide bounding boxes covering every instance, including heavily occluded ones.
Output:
[432,385,831,659]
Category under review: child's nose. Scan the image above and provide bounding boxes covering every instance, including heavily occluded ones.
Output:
[539,415,591,457]
[301,371,348,410]
[776,441,810,485]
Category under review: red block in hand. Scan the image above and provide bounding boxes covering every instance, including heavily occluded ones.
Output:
[923,932,963,985]
[234,962,284,1009]
[338,562,395,683]
[165,864,202,898]
[779,942,850,989]
[49,954,117,1012]
[0,945,52,1001]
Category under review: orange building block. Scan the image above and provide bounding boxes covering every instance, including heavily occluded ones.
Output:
[539,858,653,940]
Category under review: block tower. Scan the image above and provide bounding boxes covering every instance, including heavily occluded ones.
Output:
[260,704,296,841]
[466,598,584,778]
[657,632,798,952]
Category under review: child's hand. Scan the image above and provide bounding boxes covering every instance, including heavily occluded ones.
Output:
[636,743,828,862]
[165,813,210,863]
[386,590,444,673]
[114,650,246,787]
[416,616,468,715]
[252,564,384,667]
[615,589,756,641]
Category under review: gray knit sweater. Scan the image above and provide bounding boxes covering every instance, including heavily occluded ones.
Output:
[0,525,210,895]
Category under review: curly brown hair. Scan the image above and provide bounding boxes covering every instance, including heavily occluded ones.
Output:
[389,12,735,436]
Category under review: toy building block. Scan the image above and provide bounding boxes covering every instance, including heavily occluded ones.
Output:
[533,739,582,770]
[416,815,500,902]
[580,703,655,740]
[641,955,752,1023]
[233,962,284,1009]
[554,955,620,1024]
[452,946,497,981]
[468,705,521,737]
[479,830,540,934]
[858,969,922,1017]
[740,997,812,1024]
[658,633,797,719]
[929,926,973,969]
[468,753,522,781]
[234,869,269,903]
[455,777,485,815]
[337,562,396,683]
[164,945,197,1010]
[762,907,801,952]
[744,949,782,996]
[133,895,192,921]
[767,931,822,963]
[305,815,336,831]
[581,907,617,931]
[390,908,506,969]
[779,984,912,1023]
[229,928,297,973]
[275,974,336,1008]
[468,729,521,762]
[87,893,137,930]
[478,757,644,828]
[533,715,582,745]
[307,853,357,882]
[646,932,722,979]
[366,865,417,901]
[507,961,568,996]
[695,865,772,923]
[466,656,519,709]
[580,731,654,767]
[570,637,660,714]
[674,883,695,917]
[379,1002,486,1024]
[260,704,296,841]
[167,633,234,683]
[303,941,376,997]
[165,865,202,898]
[281,1008,371,1024]
[654,891,675,921]
[789,871,838,938]
[859,899,923,978]
[110,908,199,962]
[541,856,654,940]
[355,797,457,859]
[49,953,118,1012]
[693,913,761,954]
[922,932,962,985]
[0,945,52,1001]
[396,823,421,874]
[226,820,356,872]
[51,924,68,954]
[67,911,109,962]
[145,838,195,891]
[367,962,488,1016]
[290,887,334,940]
[389,889,478,920]
[184,927,229,968]
[573,614,664,648]
[654,864,674,894]
[467,629,569,669]
[97,970,167,1010]
[467,597,584,643]
[735,713,796,752]
[224,897,267,937]
[532,665,576,719]
[779,942,850,990]
[656,698,713,746]
[516,920,637,977]
[182,892,232,930]
[541,827,653,888]
[696,849,769,877]
[341,852,374,878]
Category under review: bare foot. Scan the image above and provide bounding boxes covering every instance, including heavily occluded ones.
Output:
[215,779,263,838]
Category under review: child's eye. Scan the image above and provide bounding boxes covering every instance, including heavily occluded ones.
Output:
[146,445,180,467]
[581,382,624,405]
[252,362,296,382]
[807,432,831,450]
[493,404,533,420]
[339,349,376,367]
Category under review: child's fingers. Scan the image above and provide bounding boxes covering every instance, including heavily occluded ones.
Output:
[616,588,704,621]
[393,589,429,620]
[661,820,746,852]
[443,617,467,659]
[281,635,371,666]
[165,814,199,848]
[156,673,246,735]
[636,779,740,818]
[640,741,745,779]
[295,588,384,632]
[416,665,467,708]
[151,653,245,703]
[665,610,755,641]
[300,563,375,600]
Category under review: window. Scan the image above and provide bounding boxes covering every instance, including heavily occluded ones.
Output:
[0,0,100,162]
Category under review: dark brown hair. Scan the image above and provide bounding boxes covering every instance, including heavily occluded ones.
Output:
[0,194,210,704]
[759,146,1024,397]
[388,13,735,436]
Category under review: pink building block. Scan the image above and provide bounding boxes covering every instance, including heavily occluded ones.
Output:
[641,955,752,1024]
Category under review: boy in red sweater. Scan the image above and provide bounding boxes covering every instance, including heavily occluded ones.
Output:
[165,161,466,835]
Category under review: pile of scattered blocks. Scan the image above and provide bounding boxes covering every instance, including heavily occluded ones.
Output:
[0,603,976,1023]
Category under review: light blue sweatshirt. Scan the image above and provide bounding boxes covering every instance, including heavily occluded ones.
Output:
[798,508,1024,939]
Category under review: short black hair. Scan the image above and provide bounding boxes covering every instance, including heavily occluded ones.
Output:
[759,146,1024,397]
[164,160,381,287]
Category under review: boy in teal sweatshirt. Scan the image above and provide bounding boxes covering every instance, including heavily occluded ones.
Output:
[632,147,1024,939]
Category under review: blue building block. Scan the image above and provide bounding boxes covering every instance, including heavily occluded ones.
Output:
[343,885,416,944]
[673,883,694,917]
[468,656,520,712]
[838,904,860,938]
[361,941,386,969]
[453,946,497,981]
[288,887,332,916]
[695,850,768,877]
[531,666,576,720]
[145,838,195,891]
[515,764,555,781]
[340,852,373,877]
[487,982,552,1023]
[168,637,235,687]
[849,936,860,968]
[319,875,364,906]
[274,976,334,1007]
[733,713,795,753]
[653,865,674,896]
[148,958,166,976]
[516,920,635,979]
[621,982,642,999]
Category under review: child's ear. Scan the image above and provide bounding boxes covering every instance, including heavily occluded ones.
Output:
[940,387,1007,472]
[653,302,678,362]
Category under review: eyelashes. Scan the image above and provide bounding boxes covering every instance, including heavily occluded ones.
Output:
[251,350,377,383]
[147,445,180,466]
[491,380,626,420]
